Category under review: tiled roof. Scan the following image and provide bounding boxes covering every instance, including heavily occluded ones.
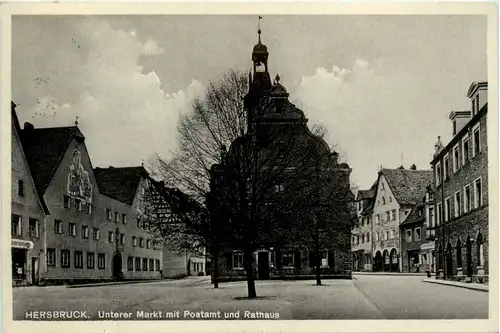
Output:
[381,168,433,206]
[20,121,84,196]
[357,189,375,200]
[94,166,149,205]
[400,198,426,227]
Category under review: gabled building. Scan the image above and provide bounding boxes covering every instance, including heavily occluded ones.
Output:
[11,102,50,286]
[431,81,488,284]
[352,182,376,271]
[372,166,433,272]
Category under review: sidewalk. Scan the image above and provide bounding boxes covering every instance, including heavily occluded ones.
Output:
[66,278,164,288]
[353,271,427,276]
[423,278,488,292]
[65,276,211,289]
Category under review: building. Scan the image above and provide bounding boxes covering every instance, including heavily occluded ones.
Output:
[372,166,433,272]
[11,102,50,286]
[351,183,376,271]
[210,29,354,281]
[399,185,435,273]
[431,81,488,284]
[13,107,163,284]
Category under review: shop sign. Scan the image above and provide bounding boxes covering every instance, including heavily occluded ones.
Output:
[12,239,34,250]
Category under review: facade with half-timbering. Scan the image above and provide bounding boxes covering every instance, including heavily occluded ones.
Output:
[209,31,354,282]
[431,81,489,284]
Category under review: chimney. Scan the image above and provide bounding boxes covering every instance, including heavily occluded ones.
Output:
[410,164,417,170]
[23,122,35,132]
[449,111,472,136]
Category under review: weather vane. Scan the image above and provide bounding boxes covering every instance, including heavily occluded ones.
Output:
[75,116,79,126]
[258,16,262,41]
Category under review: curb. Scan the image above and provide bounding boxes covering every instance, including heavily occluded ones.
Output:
[66,279,165,289]
[353,272,427,276]
[422,278,488,292]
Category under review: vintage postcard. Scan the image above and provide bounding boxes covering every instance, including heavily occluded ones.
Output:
[1,2,498,333]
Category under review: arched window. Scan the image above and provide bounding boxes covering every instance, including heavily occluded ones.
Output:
[477,233,484,267]
[456,239,462,268]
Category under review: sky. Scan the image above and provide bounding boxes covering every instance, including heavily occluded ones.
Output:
[11,15,487,190]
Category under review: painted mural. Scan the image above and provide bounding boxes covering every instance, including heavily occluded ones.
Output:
[67,149,92,203]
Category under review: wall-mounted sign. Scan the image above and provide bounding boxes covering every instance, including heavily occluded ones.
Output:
[12,239,34,250]
[67,149,92,203]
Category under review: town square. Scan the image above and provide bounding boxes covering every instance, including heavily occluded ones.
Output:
[5,9,493,326]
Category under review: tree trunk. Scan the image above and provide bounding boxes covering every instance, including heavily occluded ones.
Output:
[315,248,322,286]
[243,248,257,298]
[213,247,219,289]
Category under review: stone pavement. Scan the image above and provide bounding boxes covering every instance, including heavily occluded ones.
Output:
[423,278,489,292]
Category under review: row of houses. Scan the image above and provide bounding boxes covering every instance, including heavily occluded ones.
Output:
[11,102,205,286]
[351,81,489,284]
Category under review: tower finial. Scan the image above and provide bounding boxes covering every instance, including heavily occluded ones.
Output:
[258,16,262,43]
[75,116,79,126]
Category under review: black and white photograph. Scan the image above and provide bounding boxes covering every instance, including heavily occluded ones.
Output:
[1,3,498,332]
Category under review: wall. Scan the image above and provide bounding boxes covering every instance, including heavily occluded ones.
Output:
[11,126,46,285]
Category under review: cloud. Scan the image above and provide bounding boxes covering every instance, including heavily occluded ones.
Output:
[13,17,205,170]
[142,39,165,56]
[291,59,441,189]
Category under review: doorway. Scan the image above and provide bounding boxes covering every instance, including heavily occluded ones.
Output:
[374,251,382,272]
[257,252,270,280]
[112,253,123,280]
[446,243,453,278]
[466,237,473,277]
[12,249,27,284]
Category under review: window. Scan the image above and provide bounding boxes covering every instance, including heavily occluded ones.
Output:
[274,184,285,193]
[29,218,39,238]
[120,234,126,245]
[140,238,145,248]
[18,180,25,197]
[108,231,114,243]
[428,207,435,228]
[137,218,142,228]
[444,197,451,221]
[132,236,137,247]
[122,214,127,224]
[232,251,243,269]
[69,223,76,236]
[47,248,56,267]
[367,216,371,225]
[12,215,21,236]
[155,259,160,271]
[127,257,134,271]
[473,124,481,157]
[375,232,379,241]
[98,253,105,269]
[453,144,460,172]
[142,258,148,271]
[106,209,112,220]
[462,134,470,164]
[114,212,119,222]
[385,230,389,241]
[376,214,380,224]
[87,252,95,269]
[391,209,396,221]
[93,228,100,240]
[414,228,421,241]
[472,97,477,115]
[390,229,395,239]
[443,154,450,180]
[82,226,89,239]
[474,178,482,208]
[361,234,365,244]
[64,195,71,209]
[389,196,392,203]
[149,259,154,271]
[75,199,82,212]
[453,120,457,135]
[437,203,442,225]
[385,211,390,222]
[464,185,471,213]
[357,202,361,210]
[436,162,442,185]
[282,251,294,267]
[406,230,412,242]
[135,257,141,271]
[54,219,63,234]
[86,203,92,215]
[74,251,83,268]
[147,239,152,249]
[143,221,149,230]
[454,191,462,217]
[366,233,370,242]
[61,250,70,268]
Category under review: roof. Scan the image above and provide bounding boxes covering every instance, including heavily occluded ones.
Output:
[20,125,84,195]
[357,188,375,201]
[94,166,149,205]
[12,105,50,213]
[380,168,433,206]
[400,198,426,228]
